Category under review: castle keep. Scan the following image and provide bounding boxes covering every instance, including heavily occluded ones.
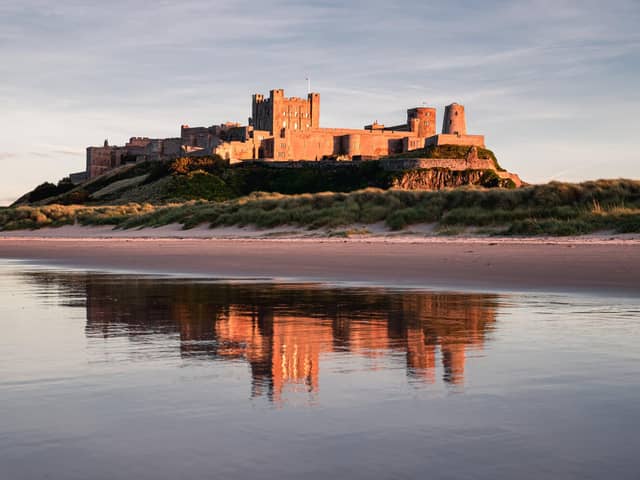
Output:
[84,89,487,179]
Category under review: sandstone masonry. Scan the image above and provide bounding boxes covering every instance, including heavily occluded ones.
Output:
[84,89,492,179]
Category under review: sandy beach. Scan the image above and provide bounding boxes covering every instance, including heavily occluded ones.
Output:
[1,225,639,295]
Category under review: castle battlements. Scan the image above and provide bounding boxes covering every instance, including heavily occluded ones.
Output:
[85,89,486,179]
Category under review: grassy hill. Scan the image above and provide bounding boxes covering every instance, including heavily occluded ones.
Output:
[13,149,515,207]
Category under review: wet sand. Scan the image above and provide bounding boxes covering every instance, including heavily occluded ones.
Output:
[0,236,638,295]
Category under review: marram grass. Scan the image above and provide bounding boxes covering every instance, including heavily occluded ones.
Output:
[1,180,639,236]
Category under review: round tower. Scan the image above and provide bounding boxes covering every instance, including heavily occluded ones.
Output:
[345,134,361,157]
[442,103,467,135]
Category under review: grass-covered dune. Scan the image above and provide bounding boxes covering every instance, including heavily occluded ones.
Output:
[1,179,639,236]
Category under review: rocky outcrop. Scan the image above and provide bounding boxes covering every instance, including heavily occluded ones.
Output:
[381,146,522,189]
[391,168,517,190]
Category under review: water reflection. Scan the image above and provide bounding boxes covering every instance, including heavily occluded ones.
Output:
[22,271,501,402]
[7,265,640,479]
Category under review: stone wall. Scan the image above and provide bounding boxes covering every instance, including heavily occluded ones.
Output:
[69,171,88,185]
[273,127,427,161]
[495,170,523,186]
[216,139,260,162]
[86,146,125,179]
[181,126,218,150]
[426,134,485,148]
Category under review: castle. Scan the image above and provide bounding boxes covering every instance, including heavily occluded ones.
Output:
[82,88,488,180]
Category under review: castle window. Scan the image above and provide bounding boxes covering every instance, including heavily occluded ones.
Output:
[283,121,287,128]
[294,123,298,129]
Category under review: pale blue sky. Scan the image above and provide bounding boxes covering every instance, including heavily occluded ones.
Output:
[1,0,639,204]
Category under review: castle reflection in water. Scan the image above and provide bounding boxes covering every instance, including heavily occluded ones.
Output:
[25,272,501,403]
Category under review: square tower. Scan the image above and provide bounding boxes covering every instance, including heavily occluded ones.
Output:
[250,89,320,135]
[407,107,436,137]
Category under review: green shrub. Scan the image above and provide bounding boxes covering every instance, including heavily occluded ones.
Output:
[167,172,234,201]
[28,178,76,203]
[58,189,90,205]
[169,155,229,175]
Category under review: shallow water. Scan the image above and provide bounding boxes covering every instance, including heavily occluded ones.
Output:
[0,261,639,479]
